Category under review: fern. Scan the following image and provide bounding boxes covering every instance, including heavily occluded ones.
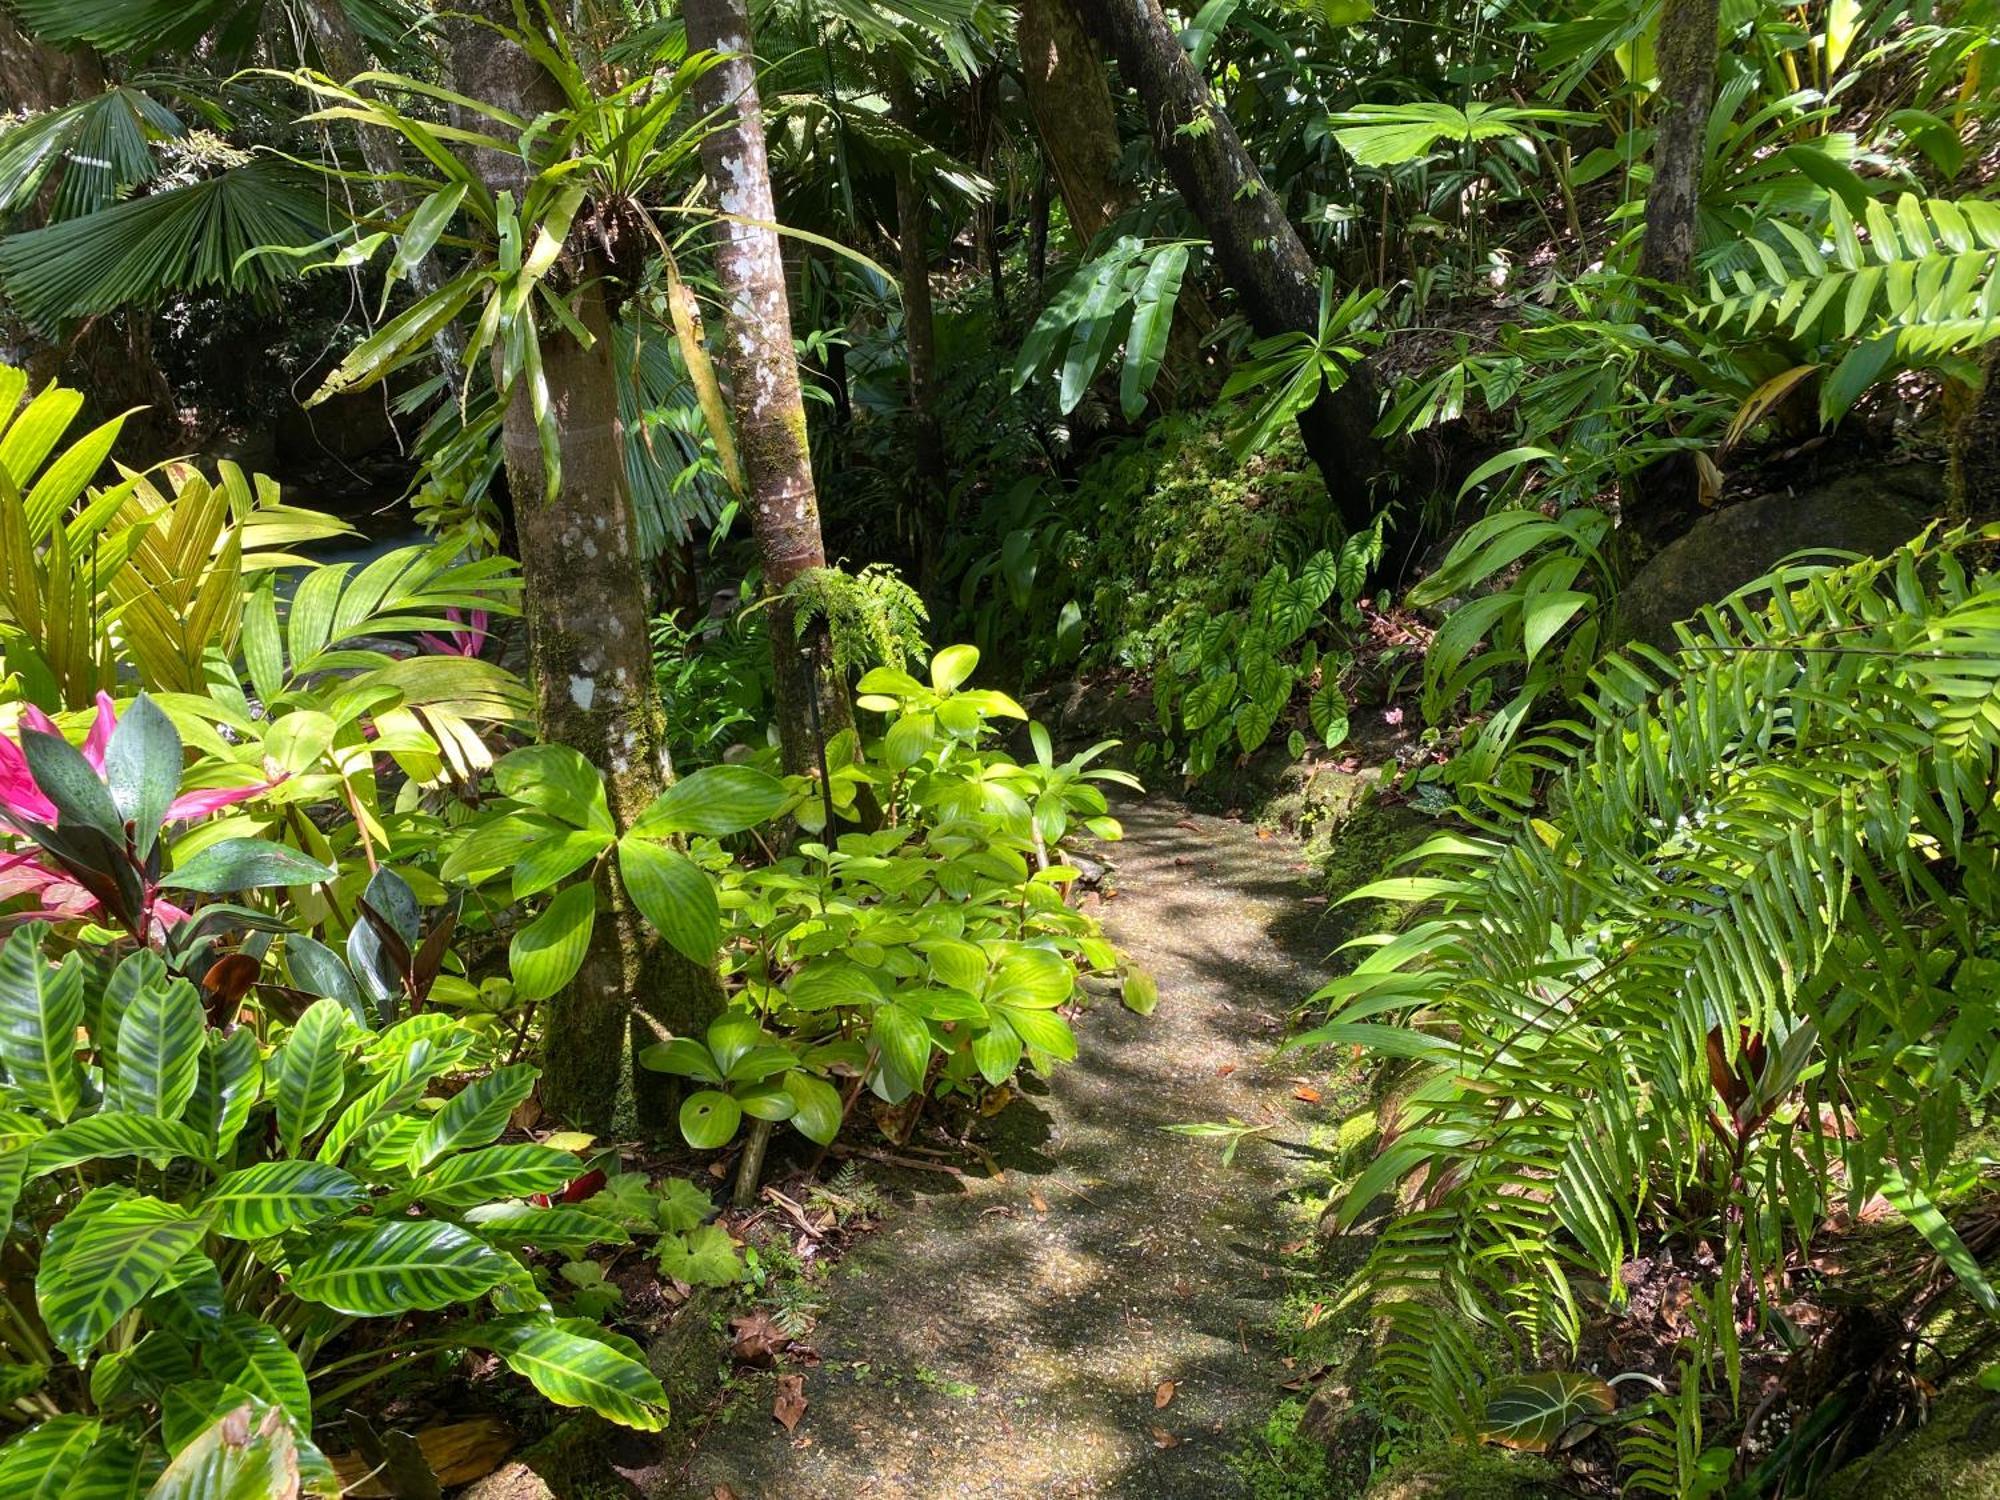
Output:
[1700,193,2000,420]
[1299,525,2000,1468]
[787,564,930,676]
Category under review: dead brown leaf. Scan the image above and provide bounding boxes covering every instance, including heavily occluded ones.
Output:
[773,1374,808,1432]
[1293,1086,1322,1103]
[1028,1188,1049,1215]
[1154,1381,1176,1409]
[1150,1426,1181,1449]
[713,1486,741,1500]
[1216,1064,1237,1077]
[730,1309,787,1367]
[327,1417,513,1497]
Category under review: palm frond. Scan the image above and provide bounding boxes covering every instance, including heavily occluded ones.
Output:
[0,161,331,329]
[0,88,182,222]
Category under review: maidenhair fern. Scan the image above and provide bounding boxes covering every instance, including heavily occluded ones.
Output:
[786,563,930,676]
[1700,193,2000,420]
[1298,525,2000,1480]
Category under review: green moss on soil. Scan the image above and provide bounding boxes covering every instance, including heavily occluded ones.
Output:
[1824,1386,2000,1499]
[1360,1441,1564,1500]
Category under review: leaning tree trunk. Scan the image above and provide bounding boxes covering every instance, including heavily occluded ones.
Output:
[684,0,854,777]
[1018,0,1130,247]
[448,2,721,1132]
[1078,0,1394,552]
[886,66,949,586]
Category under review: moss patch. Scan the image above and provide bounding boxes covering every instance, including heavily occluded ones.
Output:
[1360,1441,1565,1500]
[1824,1386,2000,1499]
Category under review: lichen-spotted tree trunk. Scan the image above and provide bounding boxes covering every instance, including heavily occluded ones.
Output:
[448,1,722,1132]
[683,0,855,776]
[886,65,949,586]
[1078,0,1400,559]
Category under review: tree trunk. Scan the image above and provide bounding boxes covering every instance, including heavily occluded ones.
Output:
[970,66,1006,318]
[1078,0,1392,549]
[684,0,854,777]
[1029,170,1052,289]
[1018,0,1130,247]
[1637,0,1720,287]
[887,67,949,585]
[448,0,721,1133]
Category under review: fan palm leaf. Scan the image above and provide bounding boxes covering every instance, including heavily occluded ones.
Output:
[0,87,183,222]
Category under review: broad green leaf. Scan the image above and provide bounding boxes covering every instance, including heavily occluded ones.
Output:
[26,1113,209,1177]
[204,1314,311,1431]
[0,1415,100,1498]
[678,1090,743,1150]
[1476,1372,1616,1452]
[411,1062,538,1169]
[985,947,1074,1009]
[418,1143,579,1208]
[784,1071,843,1146]
[1120,244,1189,421]
[37,1190,210,1361]
[971,1019,1023,1085]
[494,744,612,833]
[316,1033,466,1165]
[272,999,352,1157]
[21,728,122,839]
[145,1403,302,1500]
[512,828,612,900]
[509,882,596,1002]
[870,1002,931,1101]
[930,644,980,694]
[635,764,787,836]
[52,1429,156,1499]
[161,838,335,894]
[0,927,85,1122]
[463,1203,628,1251]
[109,973,203,1122]
[472,1316,671,1431]
[655,1223,742,1287]
[96,948,166,1094]
[188,1028,262,1157]
[997,1005,1078,1062]
[102,693,181,859]
[203,1160,365,1239]
[619,837,720,964]
[290,1218,513,1315]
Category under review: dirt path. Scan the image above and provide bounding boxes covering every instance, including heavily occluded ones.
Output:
[676,799,1334,1498]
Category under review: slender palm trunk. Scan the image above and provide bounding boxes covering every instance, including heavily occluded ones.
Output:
[448,1,721,1132]
[1637,0,1720,287]
[683,0,854,776]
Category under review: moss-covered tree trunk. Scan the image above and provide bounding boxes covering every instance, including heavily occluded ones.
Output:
[1018,0,1130,247]
[1078,0,1390,546]
[684,0,854,777]
[449,0,721,1132]
[1637,0,1720,287]
[887,66,949,586]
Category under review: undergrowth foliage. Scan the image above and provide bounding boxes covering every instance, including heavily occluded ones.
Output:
[1299,526,2000,1487]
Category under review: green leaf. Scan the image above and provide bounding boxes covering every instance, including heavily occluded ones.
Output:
[204,1313,311,1431]
[161,838,336,894]
[997,1005,1078,1062]
[1309,681,1350,748]
[512,828,612,900]
[930,644,980,694]
[52,1429,157,1500]
[784,1071,844,1146]
[1120,244,1190,421]
[463,1203,629,1251]
[1122,966,1160,1016]
[472,1316,672,1431]
[971,1020,1023,1085]
[635,764,787,836]
[679,1090,743,1150]
[494,744,613,833]
[316,1032,465,1166]
[655,1223,742,1287]
[204,1161,365,1239]
[0,927,84,1122]
[419,1143,579,1208]
[870,1002,932,1102]
[102,693,181,859]
[619,838,721,965]
[26,1113,210,1177]
[273,998,352,1157]
[0,1416,100,1498]
[509,882,596,1002]
[411,1062,538,1169]
[188,1028,262,1157]
[108,972,203,1122]
[1476,1372,1616,1452]
[37,1190,211,1362]
[986,947,1074,1008]
[290,1218,513,1315]
[21,728,122,839]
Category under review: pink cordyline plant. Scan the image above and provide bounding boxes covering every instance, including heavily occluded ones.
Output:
[417,608,491,659]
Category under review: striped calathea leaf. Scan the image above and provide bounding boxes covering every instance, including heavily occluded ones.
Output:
[0,923,673,1491]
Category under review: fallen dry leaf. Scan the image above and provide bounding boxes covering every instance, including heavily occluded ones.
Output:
[1029,1187,1049,1215]
[1216,1064,1236,1077]
[1255,827,1273,839]
[1175,818,1200,832]
[773,1373,809,1432]
[1293,1086,1322,1103]
[713,1486,741,1500]
[730,1309,787,1367]
[327,1417,513,1497]
[1154,1381,1177,1409]
[1150,1426,1181,1449]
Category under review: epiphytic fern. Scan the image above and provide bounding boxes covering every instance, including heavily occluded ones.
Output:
[1700,193,2000,421]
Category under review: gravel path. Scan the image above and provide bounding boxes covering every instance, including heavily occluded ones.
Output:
[676,799,1333,1498]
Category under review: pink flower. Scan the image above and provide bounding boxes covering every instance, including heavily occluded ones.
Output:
[418,608,490,659]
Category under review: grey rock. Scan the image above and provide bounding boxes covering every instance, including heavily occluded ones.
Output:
[1617,465,1943,650]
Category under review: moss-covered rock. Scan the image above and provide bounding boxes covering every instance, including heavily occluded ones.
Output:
[1262,766,1431,955]
[1360,1442,1565,1500]
[1824,1385,2000,1499]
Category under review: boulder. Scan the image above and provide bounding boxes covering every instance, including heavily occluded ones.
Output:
[1824,1386,2000,1500]
[1616,465,1943,650]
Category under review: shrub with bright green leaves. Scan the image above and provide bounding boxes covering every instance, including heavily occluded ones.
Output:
[0,923,669,1495]
[640,645,1153,1159]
